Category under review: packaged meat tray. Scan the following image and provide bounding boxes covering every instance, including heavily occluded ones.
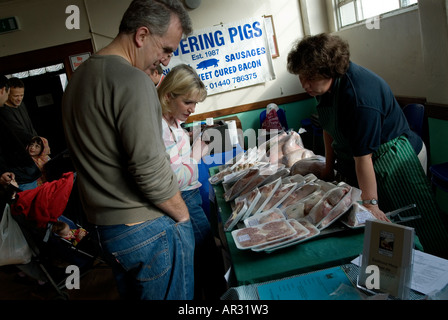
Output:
[237,163,279,196]
[235,189,262,220]
[252,219,310,252]
[261,182,298,212]
[278,182,321,209]
[224,168,260,201]
[252,178,282,215]
[306,185,360,230]
[283,202,305,220]
[231,219,297,250]
[340,202,376,228]
[224,200,248,232]
[317,186,361,229]
[243,208,286,227]
[288,173,307,186]
[265,219,320,253]
[258,167,290,187]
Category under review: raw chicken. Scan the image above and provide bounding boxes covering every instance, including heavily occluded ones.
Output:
[282,148,315,167]
[307,186,350,225]
[279,183,321,209]
[290,155,326,178]
[224,168,260,201]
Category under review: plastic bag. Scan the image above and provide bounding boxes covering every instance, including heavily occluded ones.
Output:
[0,204,32,266]
[262,107,283,131]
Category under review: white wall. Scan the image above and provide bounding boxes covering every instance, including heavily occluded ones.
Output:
[418,0,448,105]
[0,0,90,55]
[334,8,426,98]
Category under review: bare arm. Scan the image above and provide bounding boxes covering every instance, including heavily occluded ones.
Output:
[354,154,389,221]
[321,130,335,181]
[155,191,190,222]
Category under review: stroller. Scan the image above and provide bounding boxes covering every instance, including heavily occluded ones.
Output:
[5,171,107,300]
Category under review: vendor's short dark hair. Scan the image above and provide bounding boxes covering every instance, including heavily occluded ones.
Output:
[287,33,350,80]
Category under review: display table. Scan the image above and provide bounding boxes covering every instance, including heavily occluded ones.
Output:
[210,166,365,286]
[221,263,426,300]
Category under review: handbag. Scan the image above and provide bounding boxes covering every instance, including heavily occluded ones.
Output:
[0,204,32,266]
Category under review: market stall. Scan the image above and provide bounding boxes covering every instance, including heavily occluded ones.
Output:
[208,130,371,286]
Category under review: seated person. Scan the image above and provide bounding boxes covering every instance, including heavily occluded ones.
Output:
[26,136,51,186]
[52,220,87,246]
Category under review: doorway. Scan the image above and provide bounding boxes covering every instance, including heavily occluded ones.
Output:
[0,39,94,157]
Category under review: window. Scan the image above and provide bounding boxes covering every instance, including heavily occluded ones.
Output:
[336,0,418,28]
[7,63,65,79]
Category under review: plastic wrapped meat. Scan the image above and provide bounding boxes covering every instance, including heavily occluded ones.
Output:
[279,183,321,209]
[283,202,305,220]
[262,183,297,212]
[235,189,261,220]
[289,155,326,178]
[224,200,248,232]
[244,208,285,227]
[303,190,325,216]
[258,168,290,187]
[224,168,259,201]
[251,178,282,215]
[257,132,288,161]
[252,220,310,252]
[232,219,296,250]
[282,148,315,168]
[341,202,376,228]
[306,186,350,226]
[282,131,304,154]
[318,188,354,229]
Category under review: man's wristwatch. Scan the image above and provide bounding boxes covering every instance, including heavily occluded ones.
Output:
[360,199,378,205]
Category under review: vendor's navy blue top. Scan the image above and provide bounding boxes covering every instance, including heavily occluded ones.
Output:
[316,61,422,178]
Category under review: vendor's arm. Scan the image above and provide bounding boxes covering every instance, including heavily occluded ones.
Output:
[321,130,335,180]
[354,154,390,222]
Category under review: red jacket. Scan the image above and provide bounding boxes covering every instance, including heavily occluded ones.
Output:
[11,172,75,228]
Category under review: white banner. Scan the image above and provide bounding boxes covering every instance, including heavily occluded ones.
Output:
[164,17,276,95]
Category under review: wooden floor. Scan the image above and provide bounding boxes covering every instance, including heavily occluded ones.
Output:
[0,262,119,300]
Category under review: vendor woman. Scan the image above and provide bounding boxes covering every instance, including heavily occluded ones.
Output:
[287,33,448,256]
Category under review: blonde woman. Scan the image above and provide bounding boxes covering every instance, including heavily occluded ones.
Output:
[158,64,225,299]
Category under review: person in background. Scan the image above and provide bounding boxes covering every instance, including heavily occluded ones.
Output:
[146,64,165,87]
[52,220,87,246]
[0,77,38,146]
[0,75,41,192]
[158,64,227,299]
[26,136,51,186]
[287,33,448,257]
[0,75,9,107]
[62,0,195,300]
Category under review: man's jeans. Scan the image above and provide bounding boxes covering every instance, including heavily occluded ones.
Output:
[96,215,195,300]
[181,188,212,245]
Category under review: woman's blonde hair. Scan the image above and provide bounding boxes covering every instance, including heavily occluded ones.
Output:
[158,64,207,115]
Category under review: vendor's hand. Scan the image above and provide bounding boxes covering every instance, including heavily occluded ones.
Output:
[364,204,390,222]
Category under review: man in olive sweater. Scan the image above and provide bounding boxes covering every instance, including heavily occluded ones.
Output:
[62,0,194,300]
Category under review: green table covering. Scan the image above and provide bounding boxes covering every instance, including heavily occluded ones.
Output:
[210,167,365,286]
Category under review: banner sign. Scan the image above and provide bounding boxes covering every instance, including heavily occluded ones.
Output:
[165,17,276,95]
